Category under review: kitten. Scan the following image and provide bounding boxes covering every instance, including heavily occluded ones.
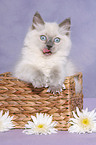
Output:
[14,12,80,93]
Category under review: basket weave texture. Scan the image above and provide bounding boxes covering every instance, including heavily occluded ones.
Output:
[0,72,83,131]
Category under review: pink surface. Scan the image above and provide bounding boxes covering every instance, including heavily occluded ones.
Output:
[0,98,96,145]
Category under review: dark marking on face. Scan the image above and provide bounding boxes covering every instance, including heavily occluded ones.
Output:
[46,39,53,50]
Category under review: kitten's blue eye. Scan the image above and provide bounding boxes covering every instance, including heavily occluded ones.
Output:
[54,37,60,43]
[40,35,47,41]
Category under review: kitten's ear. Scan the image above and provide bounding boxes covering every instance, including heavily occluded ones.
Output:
[32,12,45,29]
[59,18,71,36]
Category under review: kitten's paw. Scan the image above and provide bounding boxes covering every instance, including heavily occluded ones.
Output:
[32,77,45,88]
[32,71,45,88]
[62,84,66,89]
[48,84,62,94]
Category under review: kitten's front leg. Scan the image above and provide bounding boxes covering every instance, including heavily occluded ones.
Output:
[48,67,65,94]
[14,63,46,88]
[32,68,46,88]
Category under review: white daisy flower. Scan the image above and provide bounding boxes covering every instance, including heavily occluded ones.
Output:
[23,113,58,135]
[68,107,96,134]
[0,110,14,132]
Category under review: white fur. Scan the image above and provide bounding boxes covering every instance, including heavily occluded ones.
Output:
[13,22,80,92]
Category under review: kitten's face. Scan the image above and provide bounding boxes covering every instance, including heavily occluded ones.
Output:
[38,23,63,56]
[39,34,60,56]
[25,12,71,57]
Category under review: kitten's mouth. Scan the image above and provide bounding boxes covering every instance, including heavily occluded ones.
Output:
[43,48,52,56]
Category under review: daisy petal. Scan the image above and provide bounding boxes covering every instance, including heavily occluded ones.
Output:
[68,108,96,134]
[23,113,58,135]
[0,110,14,132]
[76,107,82,117]
[31,116,37,124]
[72,111,78,119]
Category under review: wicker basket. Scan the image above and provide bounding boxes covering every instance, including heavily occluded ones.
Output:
[0,72,83,131]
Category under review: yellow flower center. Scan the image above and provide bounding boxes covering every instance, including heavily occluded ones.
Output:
[37,124,44,128]
[81,118,90,126]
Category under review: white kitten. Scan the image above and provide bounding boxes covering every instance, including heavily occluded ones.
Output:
[14,12,80,93]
